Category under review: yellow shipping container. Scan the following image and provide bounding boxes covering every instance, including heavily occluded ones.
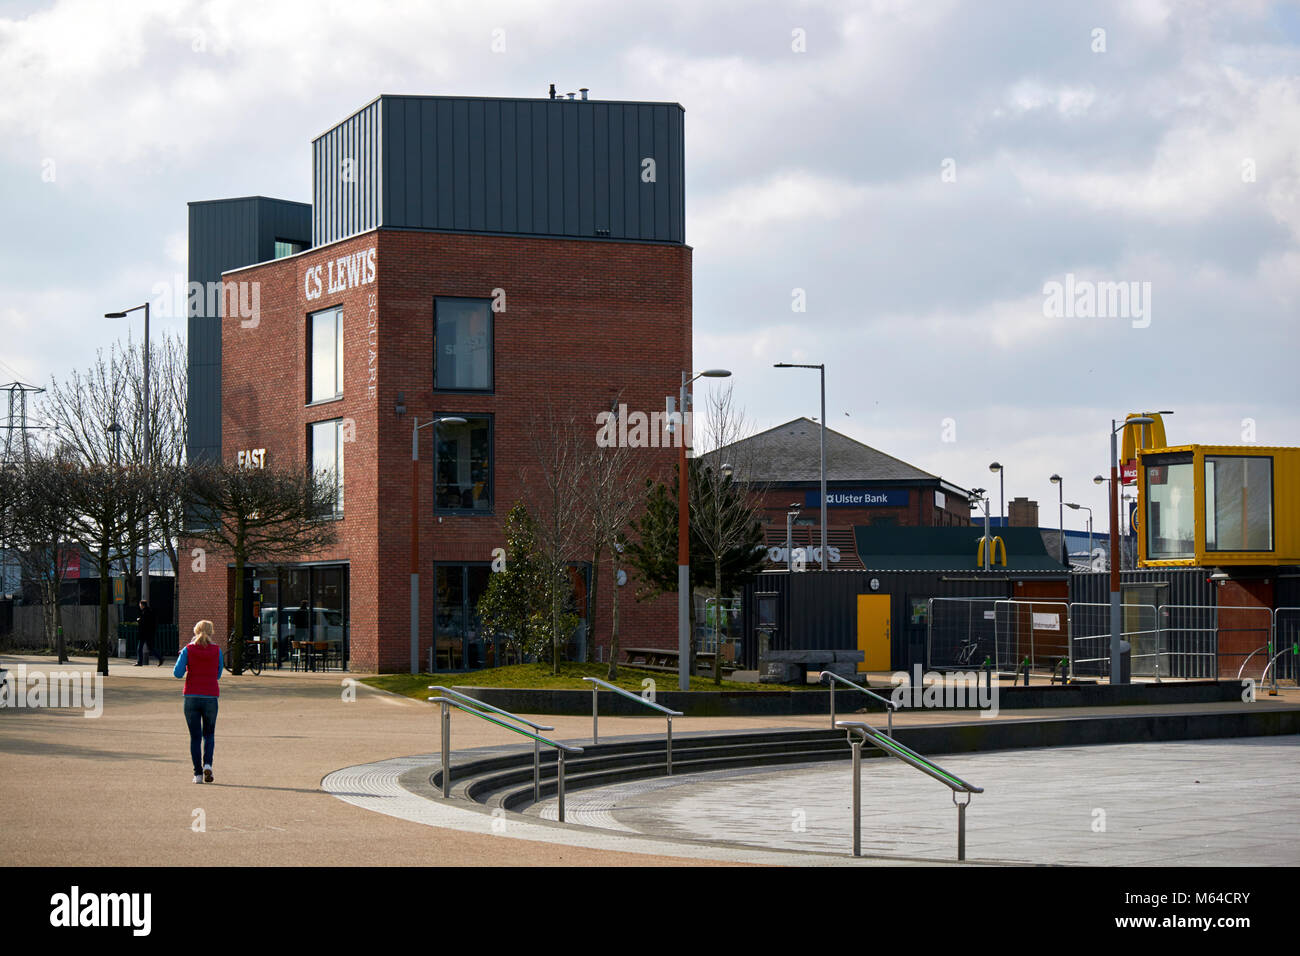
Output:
[1137,444,1300,567]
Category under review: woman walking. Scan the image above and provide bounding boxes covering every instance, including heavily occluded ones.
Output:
[173,620,223,783]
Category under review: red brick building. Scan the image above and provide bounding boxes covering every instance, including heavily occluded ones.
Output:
[179,93,690,672]
[709,418,972,570]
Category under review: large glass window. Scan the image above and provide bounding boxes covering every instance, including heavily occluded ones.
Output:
[434,298,492,391]
[1205,456,1273,552]
[311,419,344,518]
[274,239,305,259]
[435,416,491,512]
[1145,457,1194,559]
[310,306,343,403]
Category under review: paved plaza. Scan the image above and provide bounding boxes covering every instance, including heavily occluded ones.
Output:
[2,654,1297,866]
[534,738,1300,864]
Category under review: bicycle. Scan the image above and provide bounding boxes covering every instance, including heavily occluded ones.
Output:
[955,638,983,667]
[224,630,263,676]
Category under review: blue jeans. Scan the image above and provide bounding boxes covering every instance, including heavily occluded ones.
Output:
[183,696,218,774]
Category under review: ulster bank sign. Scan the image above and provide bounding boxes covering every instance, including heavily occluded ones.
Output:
[804,489,909,508]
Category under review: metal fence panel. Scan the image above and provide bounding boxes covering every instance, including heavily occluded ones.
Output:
[1068,603,1159,679]
[1273,608,1300,684]
[926,597,1001,670]
[994,600,1070,673]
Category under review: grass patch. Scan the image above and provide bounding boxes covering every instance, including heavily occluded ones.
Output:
[363,660,798,701]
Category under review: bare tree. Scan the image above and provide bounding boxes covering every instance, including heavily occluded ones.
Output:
[183,461,338,673]
[520,401,591,674]
[4,449,80,662]
[691,386,769,683]
[66,462,151,675]
[41,333,187,617]
[585,396,648,680]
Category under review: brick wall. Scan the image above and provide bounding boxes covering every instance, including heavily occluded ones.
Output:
[178,228,690,672]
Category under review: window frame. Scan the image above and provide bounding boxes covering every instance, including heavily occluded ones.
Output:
[1142,452,1195,560]
[307,305,345,406]
[433,296,495,394]
[1203,454,1275,554]
[309,417,345,520]
[432,412,494,516]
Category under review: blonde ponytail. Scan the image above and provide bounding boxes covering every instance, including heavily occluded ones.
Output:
[193,620,214,646]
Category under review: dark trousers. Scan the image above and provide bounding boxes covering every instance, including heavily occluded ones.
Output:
[182,696,218,774]
[137,637,162,665]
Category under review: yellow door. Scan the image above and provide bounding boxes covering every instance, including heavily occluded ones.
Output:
[856,594,891,673]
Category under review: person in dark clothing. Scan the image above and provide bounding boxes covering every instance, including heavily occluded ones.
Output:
[135,600,163,666]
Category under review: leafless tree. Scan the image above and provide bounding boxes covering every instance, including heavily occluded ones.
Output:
[584,395,649,680]
[3,448,80,661]
[40,333,187,620]
[520,401,591,674]
[183,461,338,673]
[691,386,770,683]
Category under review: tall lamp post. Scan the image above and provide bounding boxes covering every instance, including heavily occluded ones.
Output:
[1107,417,1154,684]
[411,415,467,674]
[969,488,991,566]
[1049,474,1065,566]
[1066,503,1093,563]
[988,462,1004,527]
[105,303,151,602]
[677,369,731,692]
[773,363,827,570]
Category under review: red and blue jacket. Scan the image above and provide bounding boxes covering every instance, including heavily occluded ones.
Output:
[173,642,222,697]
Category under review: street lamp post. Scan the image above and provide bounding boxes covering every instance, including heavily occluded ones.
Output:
[105,304,150,602]
[1108,417,1154,684]
[773,363,827,570]
[677,369,731,692]
[785,504,801,572]
[988,462,1003,527]
[1049,474,1064,566]
[411,415,467,674]
[970,488,991,566]
[1066,503,1093,564]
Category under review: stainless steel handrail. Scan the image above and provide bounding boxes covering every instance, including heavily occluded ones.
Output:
[581,676,683,775]
[819,670,895,737]
[427,696,583,821]
[1260,644,1295,695]
[429,685,555,801]
[1236,646,1270,680]
[836,720,982,861]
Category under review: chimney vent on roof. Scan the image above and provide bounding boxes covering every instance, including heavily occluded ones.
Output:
[580,88,589,100]
[548,83,556,100]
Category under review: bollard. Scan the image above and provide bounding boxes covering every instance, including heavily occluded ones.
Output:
[1022,657,1030,687]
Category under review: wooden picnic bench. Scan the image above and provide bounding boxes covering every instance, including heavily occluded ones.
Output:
[622,647,733,674]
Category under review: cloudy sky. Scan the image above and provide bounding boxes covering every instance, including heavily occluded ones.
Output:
[2,0,1298,531]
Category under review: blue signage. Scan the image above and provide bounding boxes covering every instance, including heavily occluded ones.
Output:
[804,489,909,508]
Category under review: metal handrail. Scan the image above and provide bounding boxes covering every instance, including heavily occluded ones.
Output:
[836,720,982,861]
[582,676,683,775]
[1261,643,1296,695]
[427,696,583,821]
[819,670,895,737]
[429,685,555,802]
[1236,646,1270,680]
